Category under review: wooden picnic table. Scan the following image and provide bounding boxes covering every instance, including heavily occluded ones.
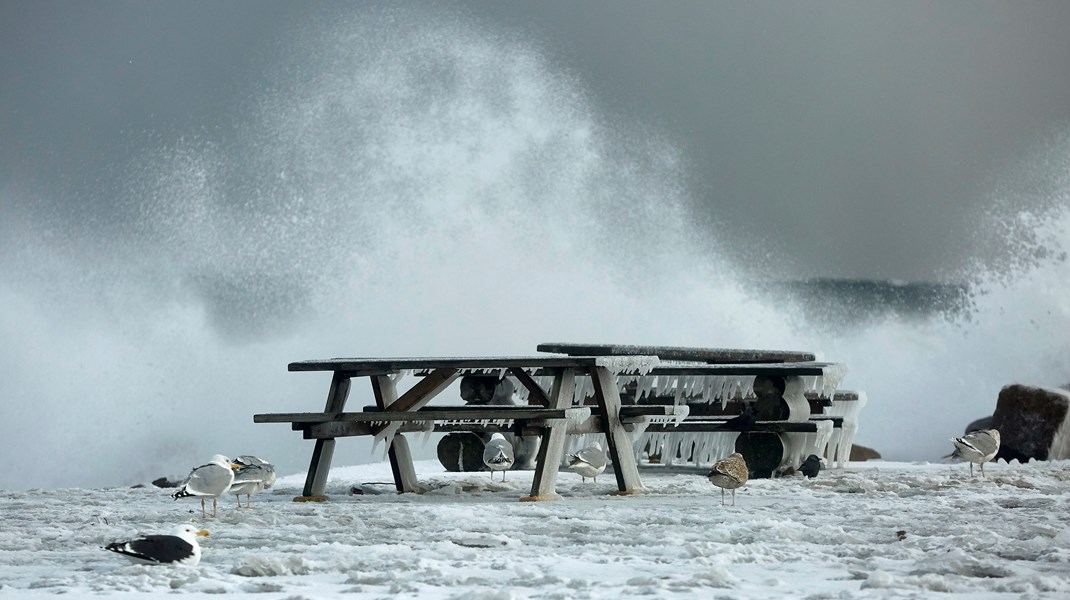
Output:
[255,355,660,501]
[256,349,850,499]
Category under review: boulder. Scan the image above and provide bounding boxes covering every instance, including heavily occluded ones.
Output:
[991,384,1070,462]
[849,444,882,461]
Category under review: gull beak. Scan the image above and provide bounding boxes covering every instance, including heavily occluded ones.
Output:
[197,530,210,537]
[231,462,240,471]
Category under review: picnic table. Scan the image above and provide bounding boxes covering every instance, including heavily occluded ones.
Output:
[255,347,850,500]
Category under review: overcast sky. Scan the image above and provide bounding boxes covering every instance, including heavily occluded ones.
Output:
[3,1,1069,281]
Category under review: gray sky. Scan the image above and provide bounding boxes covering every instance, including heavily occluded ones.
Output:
[3,1,1069,281]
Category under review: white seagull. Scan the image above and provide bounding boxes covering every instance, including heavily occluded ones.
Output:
[568,441,607,483]
[950,429,1001,478]
[229,455,276,508]
[172,454,235,518]
[482,433,515,482]
[104,524,210,566]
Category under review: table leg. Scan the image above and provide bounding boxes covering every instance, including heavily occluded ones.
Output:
[372,375,420,493]
[591,366,645,494]
[299,373,350,500]
[523,369,575,501]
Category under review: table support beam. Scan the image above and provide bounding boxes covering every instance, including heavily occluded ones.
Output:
[591,366,645,494]
[299,373,351,500]
[523,369,575,501]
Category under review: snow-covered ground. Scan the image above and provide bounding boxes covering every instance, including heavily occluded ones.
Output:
[2,459,1068,599]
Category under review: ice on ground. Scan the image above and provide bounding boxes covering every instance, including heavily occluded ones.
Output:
[1,460,1068,598]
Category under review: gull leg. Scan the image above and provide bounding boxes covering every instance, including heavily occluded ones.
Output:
[236,495,242,509]
[732,489,736,507]
[720,488,725,506]
[980,462,985,478]
[213,497,218,518]
[200,498,207,520]
[969,462,974,478]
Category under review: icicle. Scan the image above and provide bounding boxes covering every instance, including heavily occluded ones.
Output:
[594,355,658,375]
[513,378,530,404]
[636,375,654,401]
[389,370,410,385]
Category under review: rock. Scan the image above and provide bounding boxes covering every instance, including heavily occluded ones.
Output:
[151,476,181,488]
[991,384,1070,462]
[849,444,882,461]
[965,416,993,434]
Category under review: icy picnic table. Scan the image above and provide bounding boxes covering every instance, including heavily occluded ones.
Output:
[255,352,848,500]
[537,343,852,476]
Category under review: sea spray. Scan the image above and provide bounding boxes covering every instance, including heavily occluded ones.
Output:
[0,8,1067,488]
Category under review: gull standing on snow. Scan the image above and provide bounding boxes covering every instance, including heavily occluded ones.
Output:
[568,441,607,483]
[229,455,276,508]
[483,433,514,481]
[172,454,234,518]
[104,524,210,566]
[951,429,1001,478]
[708,452,749,506]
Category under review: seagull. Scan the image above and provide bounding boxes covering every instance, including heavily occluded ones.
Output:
[104,524,210,566]
[707,452,749,506]
[171,454,235,518]
[799,454,822,479]
[229,455,276,508]
[950,429,1001,478]
[568,441,607,483]
[482,433,514,482]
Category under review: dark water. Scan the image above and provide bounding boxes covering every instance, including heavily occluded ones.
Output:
[762,279,974,329]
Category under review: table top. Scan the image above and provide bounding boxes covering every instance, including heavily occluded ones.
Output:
[288,355,661,375]
[537,342,816,363]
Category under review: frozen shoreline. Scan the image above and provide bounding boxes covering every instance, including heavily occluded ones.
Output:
[2,460,1068,598]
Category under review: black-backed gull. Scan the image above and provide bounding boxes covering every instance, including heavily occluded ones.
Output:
[104,524,209,566]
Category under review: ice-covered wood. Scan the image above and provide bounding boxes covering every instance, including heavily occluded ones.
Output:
[289,355,659,375]
[822,391,868,467]
[537,342,816,363]
[590,366,645,494]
